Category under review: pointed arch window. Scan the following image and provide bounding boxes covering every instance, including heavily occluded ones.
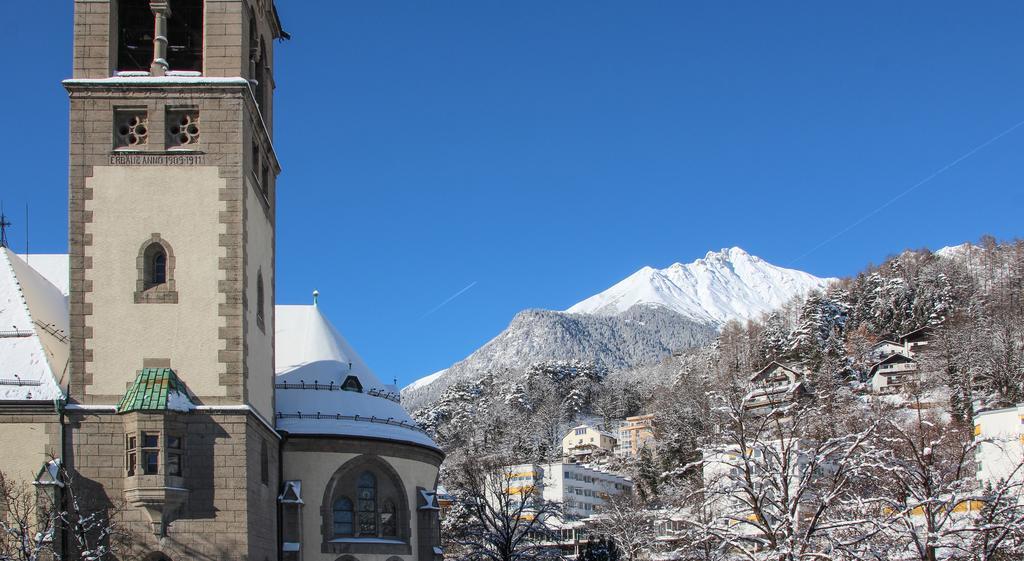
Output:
[332,497,354,536]
[321,456,413,553]
[357,472,377,536]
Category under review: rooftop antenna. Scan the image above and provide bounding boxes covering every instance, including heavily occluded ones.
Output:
[312,289,319,307]
[0,202,11,249]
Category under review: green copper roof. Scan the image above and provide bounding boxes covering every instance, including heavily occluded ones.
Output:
[117,368,192,414]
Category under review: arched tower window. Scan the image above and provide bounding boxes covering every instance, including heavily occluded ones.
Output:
[117,0,203,73]
[332,497,354,536]
[357,472,377,536]
[136,235,177,304]
[256,272,265,330]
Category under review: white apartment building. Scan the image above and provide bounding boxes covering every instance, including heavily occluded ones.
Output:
[503,462,632,520]
[975,405,1024,486]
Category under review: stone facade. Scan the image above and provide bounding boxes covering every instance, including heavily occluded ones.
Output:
[1,3,445,561]
[62,1,283,558]
[64,407,279,560]
[281,437,444,561]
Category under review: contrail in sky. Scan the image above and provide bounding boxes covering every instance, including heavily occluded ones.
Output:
[421,281,478,319]
[790,117,1024,265]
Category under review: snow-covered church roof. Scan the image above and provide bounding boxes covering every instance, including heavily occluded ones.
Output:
[0,249,68,402]
[274,304,439,451]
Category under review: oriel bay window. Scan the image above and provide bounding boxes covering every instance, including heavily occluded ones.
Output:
[142,432,160,475]
[124,431,184,477]
[167,435,183,476]
[125,434,138,476]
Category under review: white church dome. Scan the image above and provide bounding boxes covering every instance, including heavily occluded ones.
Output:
[274,304,439,450]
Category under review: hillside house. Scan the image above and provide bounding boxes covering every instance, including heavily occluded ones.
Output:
[869,353,920,394]
[974,405,1024,487]
[745,362,807,413]
[869,339,905,361]
[900,326,935,357]
[562,424,617,461]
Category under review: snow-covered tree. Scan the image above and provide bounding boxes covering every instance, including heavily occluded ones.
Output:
[444,457,564,561]
[586,492,656,561]
[858,409,1024,561]
[683,394,878,561]
[0,461,122,561]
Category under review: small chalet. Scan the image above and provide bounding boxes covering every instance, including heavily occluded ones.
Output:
[899,326,935,357]
[745,361,807,413]
[869,339,904,361]
[869,353,919,394]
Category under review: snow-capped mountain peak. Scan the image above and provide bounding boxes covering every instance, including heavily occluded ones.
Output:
[566,247,834,325]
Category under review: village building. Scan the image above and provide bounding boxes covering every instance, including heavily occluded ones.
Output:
[744,361,807,413]
[974,405,1024,487]
[562,423,617,462]
[499,462,632,520]
[868,353,920,394]
[614,414,656,458]
[899,325,935,357]
[0,2,443,560]
[868,339,905,361]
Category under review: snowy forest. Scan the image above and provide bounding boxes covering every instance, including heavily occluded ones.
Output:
[421,238,1024,560]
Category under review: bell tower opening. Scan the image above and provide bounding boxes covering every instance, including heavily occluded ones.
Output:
[116,0,204,75]
[166,0,204,72]
[117,1,154,72]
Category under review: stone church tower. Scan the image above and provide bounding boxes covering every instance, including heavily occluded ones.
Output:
[63,0,287,558]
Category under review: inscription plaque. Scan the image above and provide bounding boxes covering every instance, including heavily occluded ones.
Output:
[109,153,206,166]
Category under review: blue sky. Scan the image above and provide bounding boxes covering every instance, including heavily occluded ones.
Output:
[1,1,1022,386]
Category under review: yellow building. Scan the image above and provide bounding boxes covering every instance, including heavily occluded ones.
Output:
[562,424,617,461]
[615,414,656,457]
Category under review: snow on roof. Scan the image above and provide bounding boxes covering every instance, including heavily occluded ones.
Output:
[0,249,67,402]
[868,352,917,375]
[16,255,68,297]
[750,360,800,383]
[63,76,251,87]
[274,305,439,451]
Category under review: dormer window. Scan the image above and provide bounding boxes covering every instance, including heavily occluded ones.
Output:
[341,376,363,393]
